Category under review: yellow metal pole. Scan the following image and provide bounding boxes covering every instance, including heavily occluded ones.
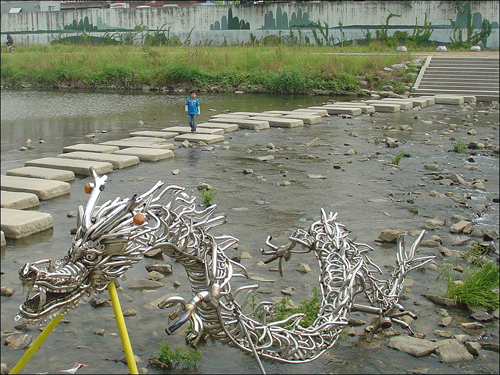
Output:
[107,280,138,374]
[9,314,65,374]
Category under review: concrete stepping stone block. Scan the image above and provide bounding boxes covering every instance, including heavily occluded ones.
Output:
[127,136,169,143]
[1,175,71,200]
[211,113,250,118]
[1,208,53,239]
[317,106,363,116]
[115,148,174,162]
[161,126,224,135]
[197,122,239,132]
[283,114,321,124]
[249,116,303,128]
[321,103,377,113]
[1,191,39,210]
[100,140,174,150]
[1,231,5,247]
[358,102,401,112]
[25,157,113,176]
[412,96,436,105]
[433,95,465,105]
[128,131,179,139]
[6,166,75,182]
[382,97,428,107]
[208,117,269,130]
[174,134,225,144]
[293,108,329,117]
[261,111,322,124]
[57,151,140,170]
[63,144,119,153]
[365,100,413,110]
[232,111,283,117]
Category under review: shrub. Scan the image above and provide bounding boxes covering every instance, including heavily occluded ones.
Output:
[266,68,312,94]
[153,339,202,369]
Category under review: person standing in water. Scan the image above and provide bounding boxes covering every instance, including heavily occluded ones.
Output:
[185,90,200,133]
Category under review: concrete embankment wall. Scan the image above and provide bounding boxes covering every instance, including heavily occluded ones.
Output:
[1,1,499,48]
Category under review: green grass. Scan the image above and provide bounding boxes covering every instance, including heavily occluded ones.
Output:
[391,149,410,165]
[442,261,499,311]
[452,139,467,153]
[1,44,416,94]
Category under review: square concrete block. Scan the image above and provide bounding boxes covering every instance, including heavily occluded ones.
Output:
[63,144,120,153]
[161,126,224,135]
[57,151,140,169]
[115,148,174,162]
[1,191,39,210]
[249,116,303,128]
[433,95,465,105]
[100,140,174,150]
[1,175,71,200]
[6,166,75,182]
[1,208,53,239]
[197,122,239,132]
[128,131,178,139]
[174,134,225,144]
[25,157,113,176]
[208,118,269,130]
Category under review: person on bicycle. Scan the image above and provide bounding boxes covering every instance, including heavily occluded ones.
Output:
[6,34,14,47]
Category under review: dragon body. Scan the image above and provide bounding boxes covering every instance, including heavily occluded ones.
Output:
[16,167,434,371]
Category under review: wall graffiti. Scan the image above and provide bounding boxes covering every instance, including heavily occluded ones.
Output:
[262,7,316,29]
[210,8,250,30]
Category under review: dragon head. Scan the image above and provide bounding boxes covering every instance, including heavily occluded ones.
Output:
[15,167,171,325]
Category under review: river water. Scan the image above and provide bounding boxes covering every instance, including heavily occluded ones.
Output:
[1,89,498,374]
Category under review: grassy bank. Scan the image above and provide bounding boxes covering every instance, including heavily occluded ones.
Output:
[1,44,421,95]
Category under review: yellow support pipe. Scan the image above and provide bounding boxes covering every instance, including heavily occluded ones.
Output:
[10,314,65,374]
[107,280,138,374]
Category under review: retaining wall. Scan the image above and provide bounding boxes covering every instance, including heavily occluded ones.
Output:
[1,1,499,47]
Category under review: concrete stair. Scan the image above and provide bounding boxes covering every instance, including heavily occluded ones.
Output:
[413,57,499,101]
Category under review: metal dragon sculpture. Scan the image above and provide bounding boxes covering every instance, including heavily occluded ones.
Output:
[16,167,434,373]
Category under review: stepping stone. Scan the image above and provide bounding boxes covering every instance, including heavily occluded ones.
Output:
[1,175,70,201]
[433,95,465,105]
[6,166,75,182]
[63,144,119,153]
[57,151,140,170]
[412,96,436,105]
[197,122,239,132]
[359,102,401,112]
[317,106,363,116]
[1,231,5,247]
[320,103,376,114]
[249,116,303,128]
[127,136,169,143]
[1,208,53,239]
[365,100,413,110]
[100,140,174,150]
[211,113,250,118]
[174,134,225,144]
[293,108,329,117]
[283,113,321,124]
[161,126,224,135]
[25,157,113,176]
[232,111,283,117]
[115,148,174,162]
[128,131,179,139]
[208,117,269,130]
[1,191,39,210]
[382,97,428,107]
[261,111,321,124]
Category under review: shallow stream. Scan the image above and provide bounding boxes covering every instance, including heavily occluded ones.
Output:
[1,89,498,374]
